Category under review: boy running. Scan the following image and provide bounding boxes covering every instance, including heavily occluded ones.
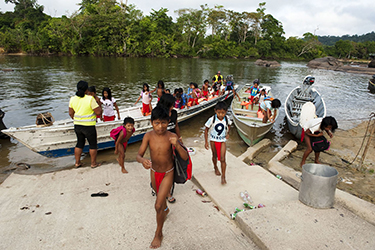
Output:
[114,117,135,173]
[204,101,232,184]
[137,106,188,249]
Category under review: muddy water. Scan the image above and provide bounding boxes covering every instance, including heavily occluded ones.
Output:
[0,56,373,185]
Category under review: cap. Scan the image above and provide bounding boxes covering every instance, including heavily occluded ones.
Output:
[217,71,221,74]
[253,79,260,84]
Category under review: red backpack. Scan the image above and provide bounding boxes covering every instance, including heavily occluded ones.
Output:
[110,126,135,141]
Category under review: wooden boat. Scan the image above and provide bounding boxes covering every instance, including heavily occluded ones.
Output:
[368,75,375,93]
[284,76,326,139]
[231,84,279,146]
[3,87,236,158]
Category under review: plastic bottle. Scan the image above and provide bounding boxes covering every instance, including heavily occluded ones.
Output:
[196,189,207,196]
[244,190,253,203]
[243,203,256,209]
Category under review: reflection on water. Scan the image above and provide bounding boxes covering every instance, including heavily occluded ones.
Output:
[0,56,373,179]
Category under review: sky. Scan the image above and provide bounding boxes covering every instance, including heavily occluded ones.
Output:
[0,0,374,38]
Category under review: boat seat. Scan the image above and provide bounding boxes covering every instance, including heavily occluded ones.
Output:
[236,116,263,122]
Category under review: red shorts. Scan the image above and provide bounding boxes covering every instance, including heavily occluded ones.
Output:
[214,90,220,96]
[203,91,208,97]
[103,115,115,122]
[214,141,223,161]
[122,142,128,150]
[250,96,255,102]
[142,103,150,114]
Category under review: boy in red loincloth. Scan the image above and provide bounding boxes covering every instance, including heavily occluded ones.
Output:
[137,106,188,248]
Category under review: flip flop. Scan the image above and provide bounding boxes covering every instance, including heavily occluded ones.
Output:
[91,192,108,197]
[75,163,83,168]
[167,196,176,203]
[150,182,156,196]
[91,162,102,168]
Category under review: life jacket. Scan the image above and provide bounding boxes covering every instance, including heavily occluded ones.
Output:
[70,95,97,126]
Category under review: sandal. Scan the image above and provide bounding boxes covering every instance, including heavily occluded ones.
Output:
[167,196,176,203]
[91,191,108,197]
[150,182,156,196]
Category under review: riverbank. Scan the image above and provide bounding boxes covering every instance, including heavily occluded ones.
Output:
[1,143,374,249]
[252,121,375,205]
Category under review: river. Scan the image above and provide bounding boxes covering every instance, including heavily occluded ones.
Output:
[0,56,373,182]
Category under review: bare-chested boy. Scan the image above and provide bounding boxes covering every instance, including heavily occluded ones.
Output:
[137,106,188,249]
[202,79,211,98]
[151,80,165,102]
[114,117,135,173]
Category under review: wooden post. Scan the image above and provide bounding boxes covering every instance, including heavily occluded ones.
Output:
[359,119,375,170]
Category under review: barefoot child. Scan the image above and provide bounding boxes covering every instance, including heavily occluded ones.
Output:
[134,83,152,116]
[204,101,231,184]
[202,79,210,98]
[137,106,188,249]
[150,80,165,102]
[112,117,135,173]
[100,87,121,121]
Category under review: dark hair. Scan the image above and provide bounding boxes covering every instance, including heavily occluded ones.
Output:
[165,89,170,93]
[123,116,135,125]
[193,82,198,88]
[102,87,112,100]
[204,80,209,84]
[76,80,88,97]
[174,88,179,94]
[271,99,281,109]
[212,77,216,81]
[88,86,96,93]
[189,82,194,86]
[157,93,176,109]
[151,106,170,122]
[214,101,228,111]
[320,116,338,133]
[253,79,260,84]
[143,83,150,92]
[157,80,165,89]
[178,88,183,93]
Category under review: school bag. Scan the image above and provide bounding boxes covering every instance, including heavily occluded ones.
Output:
[110,126,135,141]
[310,135,330,152]
[173,141,192,184]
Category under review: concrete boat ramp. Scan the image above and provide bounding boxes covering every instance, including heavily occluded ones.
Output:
[1,143,375,249]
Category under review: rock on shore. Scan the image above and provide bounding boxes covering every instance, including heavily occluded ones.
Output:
[255,59,281,67]
[307,56,375,75]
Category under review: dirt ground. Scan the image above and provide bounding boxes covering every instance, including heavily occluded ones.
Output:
[251,121,375,205]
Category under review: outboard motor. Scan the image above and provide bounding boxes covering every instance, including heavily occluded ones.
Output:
[0,109,10,139]
[297,75,315,101]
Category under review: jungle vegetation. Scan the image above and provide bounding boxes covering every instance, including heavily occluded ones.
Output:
[1,0,374,60]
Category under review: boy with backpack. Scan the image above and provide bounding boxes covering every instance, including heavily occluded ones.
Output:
[137,106,188,248]
[110,117,135,173]
[204,101,232,184]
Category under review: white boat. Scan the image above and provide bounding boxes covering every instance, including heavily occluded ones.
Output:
[231,84,279,146]
[3,87,236,158]
[284,76,326,139]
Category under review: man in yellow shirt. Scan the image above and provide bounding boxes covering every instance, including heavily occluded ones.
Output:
[69,81,102,168]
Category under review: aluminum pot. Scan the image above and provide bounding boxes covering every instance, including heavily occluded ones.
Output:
[298,163,338,209]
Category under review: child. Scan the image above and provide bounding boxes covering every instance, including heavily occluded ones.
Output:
[134,83,152,116]
[204,101,232,184]
[112,117,135,173]
[165,89,170,94]
[223,75,241,101]
[174,92,184,109]
[178,88,188,108]
[191,82,201,106]
[247,79,260,110]
[100,87,120,122]
[300,116,338,167]
[260,98,281,123]
[137,106,188,248]
[88,86,101,120]
[211,77,222,96]
[202,80,210,99]
[151,80,165,102]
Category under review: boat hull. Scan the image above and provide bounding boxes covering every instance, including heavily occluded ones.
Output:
[369,79,375,93]
[4,90,234,157]
[284,86,326,139]
[231,84,277,146]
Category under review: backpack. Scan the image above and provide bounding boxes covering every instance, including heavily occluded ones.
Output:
[110,126,125,141]
[310,135,330,152]
[173,141,192,184]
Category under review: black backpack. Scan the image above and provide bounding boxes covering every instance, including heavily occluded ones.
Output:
[310,136,330,152]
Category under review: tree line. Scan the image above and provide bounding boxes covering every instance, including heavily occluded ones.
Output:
[1,0,374,60]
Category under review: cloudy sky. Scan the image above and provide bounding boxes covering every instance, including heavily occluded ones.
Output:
[0,0,374,38]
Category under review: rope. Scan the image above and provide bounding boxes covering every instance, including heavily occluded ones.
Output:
[349,113,375,165]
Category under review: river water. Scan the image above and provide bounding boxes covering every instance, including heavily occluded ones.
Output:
[0,56,373,182]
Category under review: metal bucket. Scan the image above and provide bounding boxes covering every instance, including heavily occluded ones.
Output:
[299,163,338,209]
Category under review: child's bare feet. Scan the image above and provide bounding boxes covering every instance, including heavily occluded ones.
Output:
[214,167,221,176]
[150,232,163,249]
[121,167,128,173]
[221,177,227,185]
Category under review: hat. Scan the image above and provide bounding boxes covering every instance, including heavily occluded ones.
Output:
[253,79,260,84]
[217,71,221,74]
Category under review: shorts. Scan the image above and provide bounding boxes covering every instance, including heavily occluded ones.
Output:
[122,142,128,150]
[74,125,97,149]
[203,91,209,97]
[142,103,150,114]
[103,115,115,122]
[250,96,255,103]
[225,86,233,91]
[214,90,220,96]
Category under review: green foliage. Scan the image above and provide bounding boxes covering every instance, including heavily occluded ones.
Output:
[0,1,373,60]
